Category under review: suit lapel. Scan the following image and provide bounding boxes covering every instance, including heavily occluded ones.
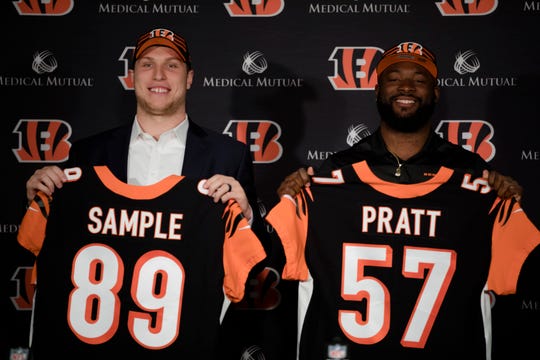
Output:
[106,124,131,182]
[182,120,210,179]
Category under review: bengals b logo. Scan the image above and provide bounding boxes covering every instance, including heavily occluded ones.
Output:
[119,46,136,90]
[224,120,282,163]
[232,267,281,310]
[224,0,284,16]
[13,119,72,163]
[435,0,498,16]
[328,47,383,90]
[435,120,496,161]
[13,0,74,15]
[11,267,35,311]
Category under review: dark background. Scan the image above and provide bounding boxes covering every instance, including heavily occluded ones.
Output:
[2,1,538,359]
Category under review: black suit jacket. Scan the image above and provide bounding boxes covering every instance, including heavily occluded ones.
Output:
[67,119,258,206]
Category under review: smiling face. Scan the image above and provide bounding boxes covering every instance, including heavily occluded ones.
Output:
[375,61,440,133]
[133,46,194,119]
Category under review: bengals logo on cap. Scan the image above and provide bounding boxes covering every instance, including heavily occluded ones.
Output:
[376,41,438,79]
[133,28,191,68]
[397,42,426,57]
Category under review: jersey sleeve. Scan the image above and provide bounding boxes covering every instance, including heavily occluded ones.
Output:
[222,200,267,302]
[265,190,312,281]
[487,198,540,295]
[18,191,50,256]
[17,191,51,284]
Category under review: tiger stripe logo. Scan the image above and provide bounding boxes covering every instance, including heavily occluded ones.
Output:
[435,0,498,16]
[435,120,496,161]
[10,267,35,311]
[328,47,383,90]
[13,0,74,15]
[13,119,72,163]
[119,46,136,90]
[224,120,282,163]
[224,0,284,17]
[232,267,281,310]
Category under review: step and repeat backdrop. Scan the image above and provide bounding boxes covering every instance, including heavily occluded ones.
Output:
[2,1,539,359]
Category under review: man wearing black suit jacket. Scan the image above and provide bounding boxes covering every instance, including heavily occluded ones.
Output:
[26,27,259,228]
[23,27,268,359]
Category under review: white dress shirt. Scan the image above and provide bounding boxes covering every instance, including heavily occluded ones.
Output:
[127,116,189,185]
[126,115,254,224]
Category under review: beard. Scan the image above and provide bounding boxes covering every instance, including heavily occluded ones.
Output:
[376,94,436,133]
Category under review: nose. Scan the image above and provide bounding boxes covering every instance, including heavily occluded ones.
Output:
[398,78,415,92]
[153,66,165,80]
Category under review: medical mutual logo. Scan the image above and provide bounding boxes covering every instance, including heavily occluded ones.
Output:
[438,49,517,88]
[0,50,94,87]
[203,51,303,88]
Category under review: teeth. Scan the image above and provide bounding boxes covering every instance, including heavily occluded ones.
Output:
[150,88,167,93]
[397,99,414,104]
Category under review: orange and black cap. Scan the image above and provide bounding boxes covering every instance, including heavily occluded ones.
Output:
[133,28,191,69]
[376,41,437,79]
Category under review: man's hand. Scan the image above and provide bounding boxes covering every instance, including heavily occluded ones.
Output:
[204,174,253,222]
[483,170,523,203]
[277,167,315,198]
[26,166,67,203]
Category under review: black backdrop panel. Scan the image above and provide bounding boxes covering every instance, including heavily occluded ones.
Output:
[2,1,539,359]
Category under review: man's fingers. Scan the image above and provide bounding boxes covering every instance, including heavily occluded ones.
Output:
[277,168,312,198]
[485,170,523,202]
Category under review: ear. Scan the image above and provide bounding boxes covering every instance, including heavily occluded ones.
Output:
[433,85,440,103]
[186,69,194,90]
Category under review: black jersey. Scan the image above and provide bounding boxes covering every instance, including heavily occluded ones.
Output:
[266,161,539,360]
[18,166,266,359]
